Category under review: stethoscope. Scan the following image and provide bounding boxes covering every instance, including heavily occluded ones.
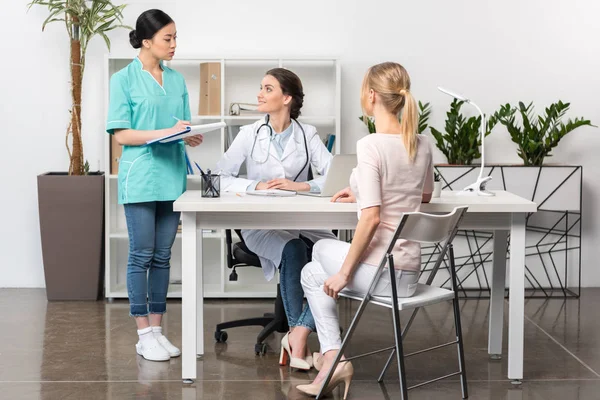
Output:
[250,114,309,182]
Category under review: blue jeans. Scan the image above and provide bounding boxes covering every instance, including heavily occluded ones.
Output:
[124,201,180,317]
[279,239,316,332]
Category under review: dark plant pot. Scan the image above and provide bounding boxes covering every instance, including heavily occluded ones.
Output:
[37,172,105,301]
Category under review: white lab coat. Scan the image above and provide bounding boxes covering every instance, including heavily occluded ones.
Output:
[215,117,337,281]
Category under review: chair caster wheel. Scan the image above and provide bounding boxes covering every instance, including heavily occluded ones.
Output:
[255,343,267,356]
[215,331,228,343]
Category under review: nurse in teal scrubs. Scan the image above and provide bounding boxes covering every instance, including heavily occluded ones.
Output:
[106,9,203,362]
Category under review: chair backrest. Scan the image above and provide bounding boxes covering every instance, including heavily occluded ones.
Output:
[378,206,468,265]
[397,206,468,244]
[364,206,468,293]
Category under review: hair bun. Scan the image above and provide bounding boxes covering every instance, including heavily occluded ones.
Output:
[129,30,141,49]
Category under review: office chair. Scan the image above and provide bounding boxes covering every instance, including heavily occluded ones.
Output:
[214,229,292,355]
[214,168,338,355]
[315,206,469,400]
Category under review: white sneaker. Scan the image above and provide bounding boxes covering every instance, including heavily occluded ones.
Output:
[157,335,181,357]
[136,338,170,361]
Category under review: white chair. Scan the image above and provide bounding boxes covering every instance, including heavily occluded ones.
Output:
[316,206,469,400]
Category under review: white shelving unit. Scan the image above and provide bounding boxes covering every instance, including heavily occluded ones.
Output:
[104,55,341,299]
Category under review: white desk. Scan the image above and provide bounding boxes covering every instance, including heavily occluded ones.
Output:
[173,190,537,383]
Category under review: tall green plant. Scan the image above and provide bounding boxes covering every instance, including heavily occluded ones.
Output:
[493,101,595,166]
[28,0,130,175]
[359,101,432,134]
[430,99,500,165]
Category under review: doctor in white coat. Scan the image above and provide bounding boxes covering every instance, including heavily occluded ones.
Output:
[215,68,335,370]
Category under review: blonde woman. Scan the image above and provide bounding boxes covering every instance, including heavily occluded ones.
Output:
[297,62,434,398]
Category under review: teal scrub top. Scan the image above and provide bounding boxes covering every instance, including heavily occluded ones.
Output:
[106,57,191,204]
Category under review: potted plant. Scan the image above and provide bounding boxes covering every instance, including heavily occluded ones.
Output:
[359,101,432,134]
[430,99,502,165]
[434,100,592,299]
[493,101,595,166]
[29,0,130,300]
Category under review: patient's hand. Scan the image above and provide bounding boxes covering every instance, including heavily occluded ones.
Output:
[331,187,356,203]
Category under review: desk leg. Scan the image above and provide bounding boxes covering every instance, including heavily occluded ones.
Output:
[508,213,526,382]
[197,229,204,356]
[489,230,508,359]
[181,212,197,382]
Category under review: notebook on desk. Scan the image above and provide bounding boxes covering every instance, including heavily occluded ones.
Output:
[246,189,297,197]
[297,154,357,197]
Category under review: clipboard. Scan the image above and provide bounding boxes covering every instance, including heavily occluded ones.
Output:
[146,122,226,145]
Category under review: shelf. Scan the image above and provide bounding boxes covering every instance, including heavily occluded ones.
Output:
[106,283,224,299]
[105,283,276,299]
[192,115,336,126]
[109,230,221,239]
[109,175,207,181]
[106,56,340,300]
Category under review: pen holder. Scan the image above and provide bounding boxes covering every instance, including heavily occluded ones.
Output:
[201,174,220,198]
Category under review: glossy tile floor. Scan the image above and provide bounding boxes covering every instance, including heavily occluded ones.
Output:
[1,289,599,399]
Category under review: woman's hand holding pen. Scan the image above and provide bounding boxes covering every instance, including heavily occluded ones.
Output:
[331,186,356,203]
[172,119,190,133]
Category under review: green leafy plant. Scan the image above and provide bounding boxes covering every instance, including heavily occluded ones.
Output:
[434,172,441,182]
[493,101,595,166]
[28,0,130,175]
[359,101,432,134]
[359,115,377,133]
[430,99,500,165]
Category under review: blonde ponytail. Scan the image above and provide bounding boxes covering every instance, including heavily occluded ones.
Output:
[399,89,418,162]
[360,62,418,162]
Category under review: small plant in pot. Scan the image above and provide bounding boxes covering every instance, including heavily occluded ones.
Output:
[430,99,501,165]
[493,101,595,166]
[360,101,432,134]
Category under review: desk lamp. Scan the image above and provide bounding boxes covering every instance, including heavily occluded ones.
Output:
[438,87,495,196]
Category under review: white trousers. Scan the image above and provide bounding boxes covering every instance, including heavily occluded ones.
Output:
[301,239,419,355]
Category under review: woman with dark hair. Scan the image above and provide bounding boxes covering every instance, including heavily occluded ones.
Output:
[215,68,335,370]
[105,9,203,362]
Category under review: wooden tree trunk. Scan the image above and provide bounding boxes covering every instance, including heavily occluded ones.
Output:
[69,37,83,175]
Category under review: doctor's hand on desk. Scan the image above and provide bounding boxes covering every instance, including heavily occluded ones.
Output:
[262,179,310,192]
[331,187,356,203]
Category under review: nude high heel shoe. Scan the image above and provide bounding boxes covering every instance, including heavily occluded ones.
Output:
[296,361,354,399]
[280,332,312,371]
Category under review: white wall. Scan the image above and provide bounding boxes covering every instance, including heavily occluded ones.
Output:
[2,0,600,287]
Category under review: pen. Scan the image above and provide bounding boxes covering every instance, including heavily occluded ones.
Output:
[172,116,181,122]
[194,161,205,176]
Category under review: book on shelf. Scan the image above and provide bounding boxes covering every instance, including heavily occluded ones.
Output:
[323,134,335,152]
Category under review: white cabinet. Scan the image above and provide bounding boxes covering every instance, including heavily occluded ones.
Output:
[104,56,341,299]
